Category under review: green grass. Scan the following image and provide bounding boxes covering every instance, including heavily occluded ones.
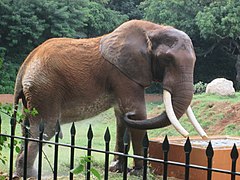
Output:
[1,92,240,178]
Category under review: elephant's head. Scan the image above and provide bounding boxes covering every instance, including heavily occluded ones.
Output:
[100,20,207,138]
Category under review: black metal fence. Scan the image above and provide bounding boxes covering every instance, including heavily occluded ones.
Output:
[0,116,240,180]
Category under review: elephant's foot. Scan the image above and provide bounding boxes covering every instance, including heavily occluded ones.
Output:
[109,160,131,173]
[14,166,37,179]
[129,167,143,176]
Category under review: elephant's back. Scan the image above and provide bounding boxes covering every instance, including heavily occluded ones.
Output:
[20,36,110,100]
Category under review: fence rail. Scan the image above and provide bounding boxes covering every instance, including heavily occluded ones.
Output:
[0,115,239,180]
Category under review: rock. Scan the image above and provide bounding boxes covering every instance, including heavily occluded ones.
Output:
[206,78,235,96]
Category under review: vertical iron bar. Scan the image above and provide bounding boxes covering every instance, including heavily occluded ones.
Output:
[38,121,44,180]
[23,119,30,180]
[162,135,170,180]
[184,137,192,180]
[86,125,93,180]
[123,129,129,180]
[53,120,60,180]
[104,127,111,180]
[0,114,2,133]
[9,116,16,180]
[142,132,149,180]
[231,144,239,180]
[70,122,76,180]
[206,141,214,180]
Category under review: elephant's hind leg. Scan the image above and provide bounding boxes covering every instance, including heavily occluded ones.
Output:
[14,118,57,178]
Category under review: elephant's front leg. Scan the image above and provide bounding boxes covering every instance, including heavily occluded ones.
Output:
[110,98,147,174]
[129,128,146,175]
[109,108,130,172]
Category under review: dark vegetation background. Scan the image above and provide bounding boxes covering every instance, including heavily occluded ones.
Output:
[0,0,240,94]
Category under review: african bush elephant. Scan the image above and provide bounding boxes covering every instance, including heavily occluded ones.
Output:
[13,20,207,177]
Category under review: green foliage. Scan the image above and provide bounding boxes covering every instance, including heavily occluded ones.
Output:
[0,103,39,166]
[24,107,39,117]
[196,0,240,40]
[85,2,128,36]
[224,124,240,136]
[71,156,101,180]
[194,81,207,94]
[0,48,17,94]
[0,0,90,59]
[107,0,143,19]
[140,0,206,39]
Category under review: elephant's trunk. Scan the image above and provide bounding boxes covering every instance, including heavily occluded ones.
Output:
[123,82,193,137]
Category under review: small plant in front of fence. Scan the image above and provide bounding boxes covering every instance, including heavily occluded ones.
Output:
[0,104,38,166]
[71,155,101,180]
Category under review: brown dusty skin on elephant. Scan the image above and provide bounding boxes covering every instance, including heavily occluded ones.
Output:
[13,20,197,178]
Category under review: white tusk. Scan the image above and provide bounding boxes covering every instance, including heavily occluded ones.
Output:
[186,106,208,139]
[163,90,189,137]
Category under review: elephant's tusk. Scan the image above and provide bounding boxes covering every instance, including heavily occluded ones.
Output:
[163,90,189,138]
[186,106,208,139]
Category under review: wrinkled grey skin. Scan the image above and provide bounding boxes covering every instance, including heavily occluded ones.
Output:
[13,20,196,178]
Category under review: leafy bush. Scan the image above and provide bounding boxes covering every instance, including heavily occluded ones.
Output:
[0,48,18,94]
[71,156,101,180]
[194,81,207,94]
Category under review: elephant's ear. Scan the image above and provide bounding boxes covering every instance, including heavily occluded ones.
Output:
[100,25,152,87]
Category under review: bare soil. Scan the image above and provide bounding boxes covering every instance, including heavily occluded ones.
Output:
[0,94,14,104]
[203,101,240,135]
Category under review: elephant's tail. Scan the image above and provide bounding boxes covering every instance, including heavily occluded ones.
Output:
[12,85,22,128]
[12,71,26,128]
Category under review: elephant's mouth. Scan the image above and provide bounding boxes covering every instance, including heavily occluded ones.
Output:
[123,89,208,139]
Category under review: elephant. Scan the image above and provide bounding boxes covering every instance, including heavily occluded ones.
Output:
[12,20,207,178]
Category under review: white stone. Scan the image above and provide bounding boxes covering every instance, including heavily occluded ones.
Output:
[206,78,235,96]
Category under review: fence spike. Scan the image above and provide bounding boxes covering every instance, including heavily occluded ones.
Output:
[55,120,61,134]
[184,137,192,153]
[123,128,129,145]
[142,132,149,148]
[104,127,111,142]
[87,124,93,140]
[206,141,214,158]
[231,143,239,160]
[70,122,76,136]
[162,135,170,152]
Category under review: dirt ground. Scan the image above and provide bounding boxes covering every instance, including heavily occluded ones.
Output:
[0,94,14,104]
